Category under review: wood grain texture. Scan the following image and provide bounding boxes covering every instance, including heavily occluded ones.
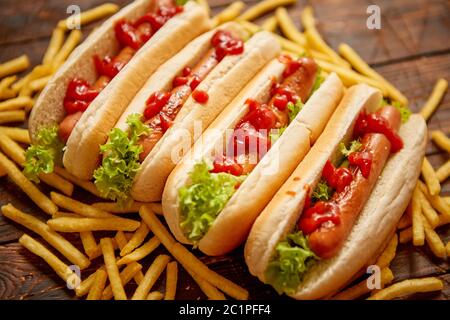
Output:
[0,0,449,300]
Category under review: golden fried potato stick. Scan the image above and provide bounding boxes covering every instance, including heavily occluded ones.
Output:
[0,97,33,112]
[58,3,119,31]
[418,180,450,221]
[2,204,90,269]
[375,234,398,269]
[101,238,127,300]
[19,234,81,284]
[165,261,178,300]
[0,152,57,215]
[48,217,141,232]
[54,166,101,197]
[120,223,150,256]
[430,130,450,153]
[0,126,30,144]
[238,0,296,21]
[436,160,450,182]
[86,269,108,300]
[368,277,443,300]
[0,55,30,78]
[416,187,439,228]
[411,184,425,246]
[52,30,82,68]
[338,43,408,105]
[212,1,245,27]
[0,110,25,124]
[117,237,160,266]
[18,64,53,97]
[29,75,51,93]
[43,27,65,65]
[115,231,145,284]
[80,231,98,259]
[140,206,248,300]
[131,254,171,300]
[421,215,446,258]
[147,291,164,300]
[185,266,226,300]
[421,158,441,196]
[275,7,306,46]
[50,192,113,218]
[92,201,145,214]
[332,267,394,300]
[101,262,143,300]
[420,78,448,121]
[261,16,278,32]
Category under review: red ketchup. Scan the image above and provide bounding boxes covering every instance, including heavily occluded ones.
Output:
[348,151,372,178]
[192,90,209,104]
[63,78,100,114]
[322,160,353,193]
[143,91,172,119]
[211,30,244,61]
[298,201,340,235]
[211,155,243,176]
[353,111,403,152]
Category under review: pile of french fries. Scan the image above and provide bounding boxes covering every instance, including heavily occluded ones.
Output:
[0,0,448,300]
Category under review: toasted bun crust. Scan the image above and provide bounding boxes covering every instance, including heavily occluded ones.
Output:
[130,31,281,202]
[29,0,154,141]
[161,61,344,254]
[59,1,210,179]
[244,86,427,299]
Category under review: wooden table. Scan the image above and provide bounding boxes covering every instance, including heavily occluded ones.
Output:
[0,0,449,300]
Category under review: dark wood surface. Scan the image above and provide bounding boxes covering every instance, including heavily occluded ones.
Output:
[0,0,449,300]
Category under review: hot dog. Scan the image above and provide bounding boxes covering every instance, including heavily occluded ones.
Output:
[26,0,210,181]
[92,24,281,205]
[244,84,427,299]
[161,54,345,256]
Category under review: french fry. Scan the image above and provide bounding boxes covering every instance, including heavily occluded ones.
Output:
[338,43,408,105]
[430,130,450,153]
[132,254,171,300]
[416,187,440,228]
[421,215,446,258]
[48,217,141,233]
[317,59,387,94]
[54,166,101,197]
[19,234,81,285]
[28,75,51,93]
[211,1,245,27]
[376,234,398,269]
[0,152,57,215]
[421,158,441,196]
[101,262,143,300]
[140,206,248,299]
[0,55,30,78]
[11,74,30,93]
[196,0,210,15]
[75,271,97,297]
[92,201,145,214]
[53,212,81,218]
[40,173,75,197]
[299,6,315,29]
[411,185,425,246]
[80,231,98,259]
[368,277,443,300]
[165,261,178,300]
[18,64,53,97]
[117,237,160,266]
[0,75,18,100]
[147,291,164,300]
[275,7,306,46]
[87,269,108,300]
[332,267,394,300]
[419,78,448,121]
[0,126,30,144]
[120,223,149,256]
[397,204,412,229]
[0,110,25,124]
[87,238,120,260]
[115,231,145,284]
[0,96,34,112]
[418,180,450,221]
[52,30,82,68]
[436,160,450,182]
[238,0,296,21]
[50,192,113,218]
[0,89,16,100]
[1,204,90,269]
[101,238,127,300]
[399,227,412,244]
[43,27,65,65]
[185,267,226,300]
[261,16,278,32]
[58,3,119,31]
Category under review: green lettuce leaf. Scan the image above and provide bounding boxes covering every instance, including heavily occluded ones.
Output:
[265,231,317,294]
[310,67,325,97]
[93,114,150,207]
[179,161,246,242]
[176,0,189,5]
[287,99,304,123]
[311,180,332,202]
[23,125,63,183]
[270,127,286,144]
[392,101,412,123]
[339,139,362,158]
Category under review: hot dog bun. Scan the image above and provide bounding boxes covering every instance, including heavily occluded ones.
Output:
[244,84,427,299]
[162,59,344,255]
[30,0,210,180]
[129,30,281,202]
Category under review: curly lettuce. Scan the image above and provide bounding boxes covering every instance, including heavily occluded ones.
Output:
[93,114,150,207]
[310,67,325,97]
[176,0,189,5]
[179,161,246,242]
[265,231,317,294]
[311,180,332,202]
[381,99,412,123]
[287,99,304,123]
[339,139,362,158]
[23,125,63,183]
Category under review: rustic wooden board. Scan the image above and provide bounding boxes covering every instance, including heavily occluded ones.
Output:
[0,0,449,300]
